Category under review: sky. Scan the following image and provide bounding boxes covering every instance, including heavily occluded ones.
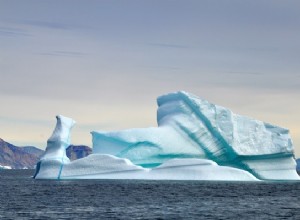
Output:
[0,0,300,156]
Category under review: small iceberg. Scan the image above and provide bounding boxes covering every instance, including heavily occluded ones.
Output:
[34,91,299,181]
[0,165,12,169]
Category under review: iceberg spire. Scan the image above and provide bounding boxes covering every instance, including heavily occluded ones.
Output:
[34,115,75,179]
[41,115,75,162]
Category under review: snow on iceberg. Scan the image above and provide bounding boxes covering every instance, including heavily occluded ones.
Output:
[34,91,299,181]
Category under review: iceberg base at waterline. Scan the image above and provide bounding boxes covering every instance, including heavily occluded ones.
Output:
[34,91,300,181]
[34,154,258,180]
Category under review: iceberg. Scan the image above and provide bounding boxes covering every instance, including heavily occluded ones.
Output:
[0,165,12,169]
[34,91,299,181]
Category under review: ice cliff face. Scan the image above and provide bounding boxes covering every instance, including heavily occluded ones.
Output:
[92,91,298,180]
[34,91,299,180]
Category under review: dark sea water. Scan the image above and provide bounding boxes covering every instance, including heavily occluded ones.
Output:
[1,170,300,219]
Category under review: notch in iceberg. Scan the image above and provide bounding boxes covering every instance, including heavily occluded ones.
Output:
[34,91,299,181]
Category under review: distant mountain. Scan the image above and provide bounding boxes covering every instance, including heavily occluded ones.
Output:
[0,138,92,169]
[296,158,300,175]
[66,145,92,161]
[0,138,44,169]
[21,146,44,156]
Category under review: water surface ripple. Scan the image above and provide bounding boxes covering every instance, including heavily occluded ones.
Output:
[0,170,299,219]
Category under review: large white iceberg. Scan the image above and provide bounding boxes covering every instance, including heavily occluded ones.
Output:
[34,91,299,181]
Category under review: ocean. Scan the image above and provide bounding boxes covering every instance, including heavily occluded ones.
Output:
[0,170,299,219]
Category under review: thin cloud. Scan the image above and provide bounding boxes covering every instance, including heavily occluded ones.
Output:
[22,20,92,31]
[39,51,87,57]
[142,65,181,70]
[147,43,189,49]
[0,116,51,126]
[0,27,31,37]
[24,20,70,30]
[225,71,264,76]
